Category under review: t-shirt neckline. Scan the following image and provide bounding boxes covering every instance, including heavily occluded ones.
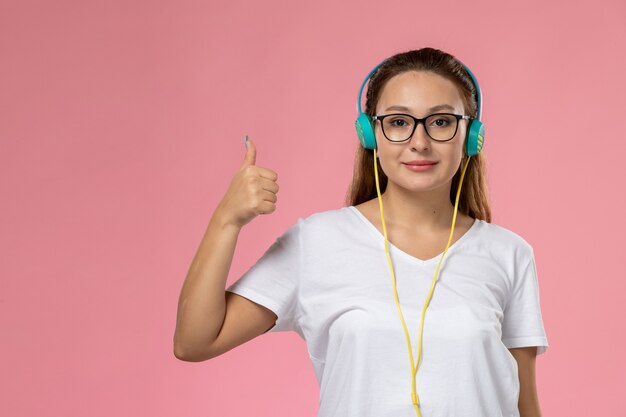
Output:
[346,205,480,265]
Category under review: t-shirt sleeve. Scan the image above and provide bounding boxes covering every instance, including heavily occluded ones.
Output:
[225,219,302,334]
[501,247,549,355]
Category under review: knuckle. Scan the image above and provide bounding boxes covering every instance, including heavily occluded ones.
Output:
[246,166,258,177]
[246,177,259,190]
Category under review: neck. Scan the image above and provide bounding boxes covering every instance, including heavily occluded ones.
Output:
[380,182,457,233]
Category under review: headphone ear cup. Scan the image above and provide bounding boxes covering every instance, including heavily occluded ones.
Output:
[465,119,485,156]
[355,113,377,150]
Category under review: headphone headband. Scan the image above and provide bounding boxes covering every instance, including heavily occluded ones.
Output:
[356,60,483,121]
[354,55,485,156]
[459,64,482,120]
[356,64,382,115]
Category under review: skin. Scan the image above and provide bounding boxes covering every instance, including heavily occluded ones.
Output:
[355,70,542,416]
[510,346,543,417]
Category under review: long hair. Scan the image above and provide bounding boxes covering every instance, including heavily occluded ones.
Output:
[345,47,492,222]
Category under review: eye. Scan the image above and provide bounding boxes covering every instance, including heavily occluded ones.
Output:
[390,119,409,127]
[428,114,455,127]
[386,115,413,128]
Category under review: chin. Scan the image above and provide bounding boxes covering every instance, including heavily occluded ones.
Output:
[395,181,443,194]
[390,175,453,194]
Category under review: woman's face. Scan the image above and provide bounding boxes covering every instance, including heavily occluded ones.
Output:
[374,70,467,195]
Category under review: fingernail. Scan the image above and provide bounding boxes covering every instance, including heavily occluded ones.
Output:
[244,135,248,148]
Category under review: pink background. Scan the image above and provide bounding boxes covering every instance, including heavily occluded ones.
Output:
[1,0,625,416]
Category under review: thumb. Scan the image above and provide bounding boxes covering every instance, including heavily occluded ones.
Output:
[241,136,256,167]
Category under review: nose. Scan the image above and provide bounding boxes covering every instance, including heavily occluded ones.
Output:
[408,121,431,150]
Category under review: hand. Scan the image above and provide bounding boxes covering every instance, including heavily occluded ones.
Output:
[216,137,279,228]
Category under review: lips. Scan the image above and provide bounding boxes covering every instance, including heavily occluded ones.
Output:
[403,161,438,166]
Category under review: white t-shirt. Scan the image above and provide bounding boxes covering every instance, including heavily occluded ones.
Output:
[226,206,549,417]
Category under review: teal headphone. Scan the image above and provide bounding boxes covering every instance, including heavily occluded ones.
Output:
[355,61,485,156]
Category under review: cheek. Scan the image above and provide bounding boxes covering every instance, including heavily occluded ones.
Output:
[453,132,467,159]
[436,143,465,174]
[452,145,465,168]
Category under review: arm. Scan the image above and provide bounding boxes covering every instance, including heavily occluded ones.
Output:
[173,207,242,361]
[173,138,281,361]
[509,346,543,417]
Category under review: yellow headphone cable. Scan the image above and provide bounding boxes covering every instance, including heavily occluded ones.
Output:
[372,150,472,417]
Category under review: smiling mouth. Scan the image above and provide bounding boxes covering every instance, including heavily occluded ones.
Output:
[403,162,438,166]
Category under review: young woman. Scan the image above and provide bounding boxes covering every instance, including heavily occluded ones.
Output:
[174,47,549,417]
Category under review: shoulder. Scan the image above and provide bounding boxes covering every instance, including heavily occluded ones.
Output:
[477,220,533,247]
[297,205,354,226]
[289,206,358,241]
[473,219,535,262]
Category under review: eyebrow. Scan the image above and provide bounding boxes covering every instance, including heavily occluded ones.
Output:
[384,104,457,113]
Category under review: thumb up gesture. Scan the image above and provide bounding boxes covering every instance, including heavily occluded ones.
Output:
[216,136,280,228]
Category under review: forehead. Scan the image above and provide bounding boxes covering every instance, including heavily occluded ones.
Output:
[377,70,464,115]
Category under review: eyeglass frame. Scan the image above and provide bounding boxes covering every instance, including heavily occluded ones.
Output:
[372,112,472,143]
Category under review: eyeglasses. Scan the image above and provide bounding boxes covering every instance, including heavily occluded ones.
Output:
[372,113,472,142]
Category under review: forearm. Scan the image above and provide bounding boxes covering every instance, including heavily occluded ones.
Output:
[519,395,542,417]
[518,356,542,416]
